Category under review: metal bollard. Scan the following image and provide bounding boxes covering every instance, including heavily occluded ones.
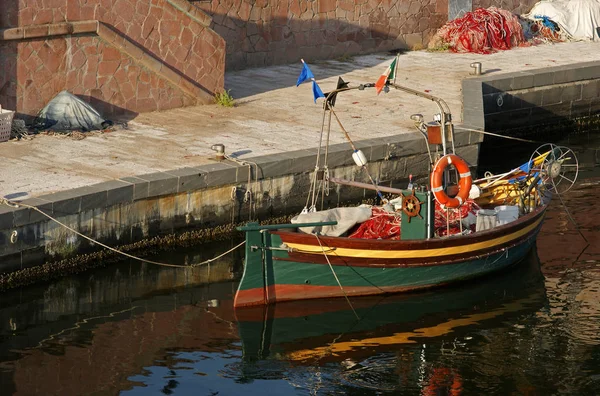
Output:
[211,144,225,160]
[470,62,482,76]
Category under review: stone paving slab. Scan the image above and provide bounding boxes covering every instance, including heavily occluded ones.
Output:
[0,41,599,200]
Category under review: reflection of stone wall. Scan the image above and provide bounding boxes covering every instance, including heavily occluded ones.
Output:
[11,304,237,395]
[192,0,538,70]
[0,263,235,345]
[0,0,225,117]
[0,265,236,394]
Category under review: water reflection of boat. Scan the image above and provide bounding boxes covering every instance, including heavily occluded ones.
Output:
[236,249,547,365]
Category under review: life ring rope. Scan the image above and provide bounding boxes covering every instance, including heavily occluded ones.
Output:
[431,154,472,208]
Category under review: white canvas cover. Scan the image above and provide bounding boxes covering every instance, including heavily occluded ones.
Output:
[34,90,110,131]
[291,206,372,237]
[525,0,600,41]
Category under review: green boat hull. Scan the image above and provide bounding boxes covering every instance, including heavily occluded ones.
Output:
[235,207,546,307]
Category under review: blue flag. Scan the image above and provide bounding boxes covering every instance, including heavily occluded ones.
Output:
[296,62,315,86]
[312,80,325,103]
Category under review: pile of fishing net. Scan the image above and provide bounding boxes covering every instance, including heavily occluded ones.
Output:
[428,7,528,54]
[346,199,482,239]
[434,199,481,237]
[348,206,402,240]
[521,15,565,43]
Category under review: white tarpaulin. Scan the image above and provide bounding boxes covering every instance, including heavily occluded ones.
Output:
[34,90,110,131]
[525,0,600,41]
[291,206,372,237]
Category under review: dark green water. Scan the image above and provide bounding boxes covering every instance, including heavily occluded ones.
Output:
[0,142,599,395]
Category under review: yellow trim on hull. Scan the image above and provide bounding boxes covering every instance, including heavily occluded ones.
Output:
[286,295,540,362]
[286,217,543,259]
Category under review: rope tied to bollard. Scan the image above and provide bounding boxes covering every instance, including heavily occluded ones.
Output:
[0,198,245,269]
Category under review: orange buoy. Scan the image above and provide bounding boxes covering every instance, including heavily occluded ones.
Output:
[431,154,472,208]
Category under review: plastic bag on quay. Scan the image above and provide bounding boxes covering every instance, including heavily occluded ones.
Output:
[33,90,113,132]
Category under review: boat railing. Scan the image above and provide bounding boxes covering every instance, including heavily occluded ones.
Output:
[237,221,338,232]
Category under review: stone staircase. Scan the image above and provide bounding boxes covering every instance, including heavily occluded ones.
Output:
[0,0,225,117]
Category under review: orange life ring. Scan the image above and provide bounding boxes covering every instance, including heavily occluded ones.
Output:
[422,368,463,396]
[431,154,472,208]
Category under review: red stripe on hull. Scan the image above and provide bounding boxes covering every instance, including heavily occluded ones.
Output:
[233,286,266,308]
[235,295,417,321]
[234,283,447,308]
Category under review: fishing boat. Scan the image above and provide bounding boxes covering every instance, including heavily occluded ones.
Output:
[234,78,579,308]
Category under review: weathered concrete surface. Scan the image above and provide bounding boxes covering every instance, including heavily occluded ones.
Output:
[1,41,599,200]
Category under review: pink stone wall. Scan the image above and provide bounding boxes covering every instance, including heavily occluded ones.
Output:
[192,0,538,70]
[0,42,17,111]
[0,0,226,117]
[193,0,448,70]
[473,0,538,16]
[16,36,197,117]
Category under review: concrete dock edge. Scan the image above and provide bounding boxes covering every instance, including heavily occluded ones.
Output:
[462,61,600,132]
[0,129,482,272]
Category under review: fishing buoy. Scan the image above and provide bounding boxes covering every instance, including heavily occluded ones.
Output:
[352,149,367,166]
[468,184,481,199]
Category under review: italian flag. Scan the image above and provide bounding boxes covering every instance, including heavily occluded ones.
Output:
[375,57,397,95]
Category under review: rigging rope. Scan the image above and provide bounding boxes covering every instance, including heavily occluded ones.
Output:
[329,107,387,203]
[304,108,330,213]
[0,198,245,269]
[319,109,334,209]
[313,233,359,319]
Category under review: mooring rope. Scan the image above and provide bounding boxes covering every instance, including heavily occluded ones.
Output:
[0,198,245,269]
[461,126,600,151]
[313,233,359,319]
[36,306,139,347]
[458,126,543,144]
[224,154,259,220]
[550,179,589,245]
